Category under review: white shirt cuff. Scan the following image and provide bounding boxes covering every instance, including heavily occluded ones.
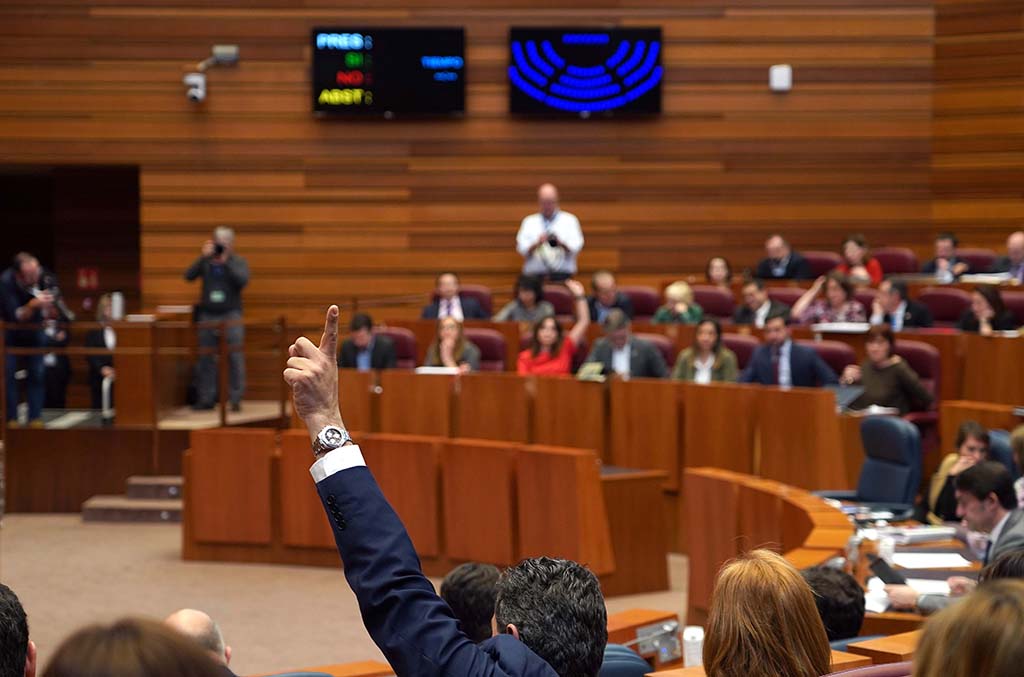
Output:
[310,444,365,483]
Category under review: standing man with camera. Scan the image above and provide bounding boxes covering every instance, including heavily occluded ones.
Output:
[516,183,584,282]
[1,252,61,426]
[185,227,249,411]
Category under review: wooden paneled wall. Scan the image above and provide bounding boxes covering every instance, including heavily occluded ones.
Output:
[0,1,938,322]
[932,0,1024,242]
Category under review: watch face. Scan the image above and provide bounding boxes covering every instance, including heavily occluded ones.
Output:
[322,428,344,446]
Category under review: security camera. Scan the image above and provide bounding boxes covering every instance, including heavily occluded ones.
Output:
[183,72,206,102]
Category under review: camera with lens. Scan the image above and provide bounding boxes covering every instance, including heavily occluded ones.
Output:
[213,243,226,257]
[547,234,559,247]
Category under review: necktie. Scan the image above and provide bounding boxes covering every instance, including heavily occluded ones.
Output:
[443,300,451,318]
[984,539,993,565]
[771,346,780,385]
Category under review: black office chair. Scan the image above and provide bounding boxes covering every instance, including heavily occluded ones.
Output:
[816,416,922,520]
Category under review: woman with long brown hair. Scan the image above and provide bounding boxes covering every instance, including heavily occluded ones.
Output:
[703,549,831,677]
[517,279,589,376]
[423,316,480,373]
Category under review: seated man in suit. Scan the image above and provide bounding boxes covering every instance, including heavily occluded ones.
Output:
[285,306,608,677]
[583,309,668,379]
[739,312,838,387]
[587,271,634,323]
[732,278,791,328]
[870,279,933,330]
[921,232,970,281]
[421,272,488,321]
[991,230,1024,283]
[440,563,500,644]
[337,313,397,371]
[886,461,1024,614]
[755,234,813,280]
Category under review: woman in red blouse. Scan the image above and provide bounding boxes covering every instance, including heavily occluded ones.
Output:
[835,234,883,286]
[517,278,590,376]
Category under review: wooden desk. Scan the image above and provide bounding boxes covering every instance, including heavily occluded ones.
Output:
[847,630,921,664]
[609,379,682,489]
[962,334,1024,405]
[116,322,157,425]
[338,369,376,433]
[941,400,1022,451]
[651,650,870,676]
[607,609,682,670]
[600,468,671,596]
[456,372,530,442]
[757,386,848,490]
[378,371,453,437]
[680,382,757,474]
[532,376,607,460]
[290,661,393,677]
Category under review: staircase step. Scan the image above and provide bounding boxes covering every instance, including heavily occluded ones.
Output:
[126,475,183,500]
[81,495,182,523]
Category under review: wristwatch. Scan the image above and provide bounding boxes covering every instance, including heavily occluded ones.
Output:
[312,425,353,459]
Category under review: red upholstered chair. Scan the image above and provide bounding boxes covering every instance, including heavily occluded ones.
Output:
[542,284,575,317]
[375,327,418,369]
[873,247,919,274]
[803,250,843,277]
[766,286,806,309]
[722,333,760,370]
[854,289,877,312]
[458,284,493,317]
[824,662,912,677]
[462,328,506,371]
[1002,290,1024,325]
[956,247,997,273]
[692,285,736,319]
[796,339,857,376]
[620,286,661,322]
[634,332,677,369]
[894,338,941,458]
[917,286,972,327]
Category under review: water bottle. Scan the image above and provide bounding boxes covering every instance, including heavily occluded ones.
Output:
[682,626,704,667]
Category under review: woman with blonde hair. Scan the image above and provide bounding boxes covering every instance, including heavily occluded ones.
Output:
[703,549,831,677]
[913,579,1024,677]
[652,280,703,324]
[423,316,480,373]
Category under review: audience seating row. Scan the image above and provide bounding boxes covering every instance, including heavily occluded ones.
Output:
[183,428,669,597]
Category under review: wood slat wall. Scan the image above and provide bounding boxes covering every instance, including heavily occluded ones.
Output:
[0,1,941,322]
[932,0,1024,242]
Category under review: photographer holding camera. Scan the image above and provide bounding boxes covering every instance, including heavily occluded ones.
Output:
[184,226,249,411]
[1,252,68,426]
[515,183,584,282]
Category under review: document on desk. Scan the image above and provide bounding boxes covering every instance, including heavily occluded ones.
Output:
[907,579,951,596]
[891,553,971,569]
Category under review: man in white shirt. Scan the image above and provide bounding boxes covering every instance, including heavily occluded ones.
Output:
[516,183,584,280]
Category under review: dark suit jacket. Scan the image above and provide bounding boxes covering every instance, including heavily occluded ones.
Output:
[732,299,791,326]
[882,300,933,329]
[584,336,668,379]
[739,341,838,387]
[921,257,969,275]
[421,295,488,320]
[754,252,813,280]
[957,309,1019,333]
[338,335,397,370]
[316,465,558,676]
[587,293,635,322]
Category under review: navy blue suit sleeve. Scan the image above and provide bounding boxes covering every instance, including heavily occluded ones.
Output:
[793,255,813,280]
[316,467,516,677]
[421,303,439,320]
[813,353,839,386]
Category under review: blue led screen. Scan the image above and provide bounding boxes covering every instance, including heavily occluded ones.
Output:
[509,27,662,116]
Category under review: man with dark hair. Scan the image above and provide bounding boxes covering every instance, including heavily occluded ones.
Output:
[440,563,501,644]
[801,567,865,642]
[739,312,838,387]
[980,549,1024,584]
[1,253,54,426]
[337,314,397,371]
[421,272,488,320]
[284,305,607,676]
[870,279,933,330]
[0,583,36,677]
[922,232,969,280]
[888,461,1024,614]
[583,309,668,379]
[732,279,790,328]
[164,609,234,677]
[755,235,813,280]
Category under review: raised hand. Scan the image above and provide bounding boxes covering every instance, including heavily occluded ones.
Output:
[202,240,215,258]
[284,305,343,438]
[564,279,585,298]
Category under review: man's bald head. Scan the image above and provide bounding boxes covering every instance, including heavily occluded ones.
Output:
[537,183,559,219]
[1007,230,1024,264]
[164,609,230,665]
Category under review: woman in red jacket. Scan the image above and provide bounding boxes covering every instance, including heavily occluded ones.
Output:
[517,278,590,376]
[836,233,883,286]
